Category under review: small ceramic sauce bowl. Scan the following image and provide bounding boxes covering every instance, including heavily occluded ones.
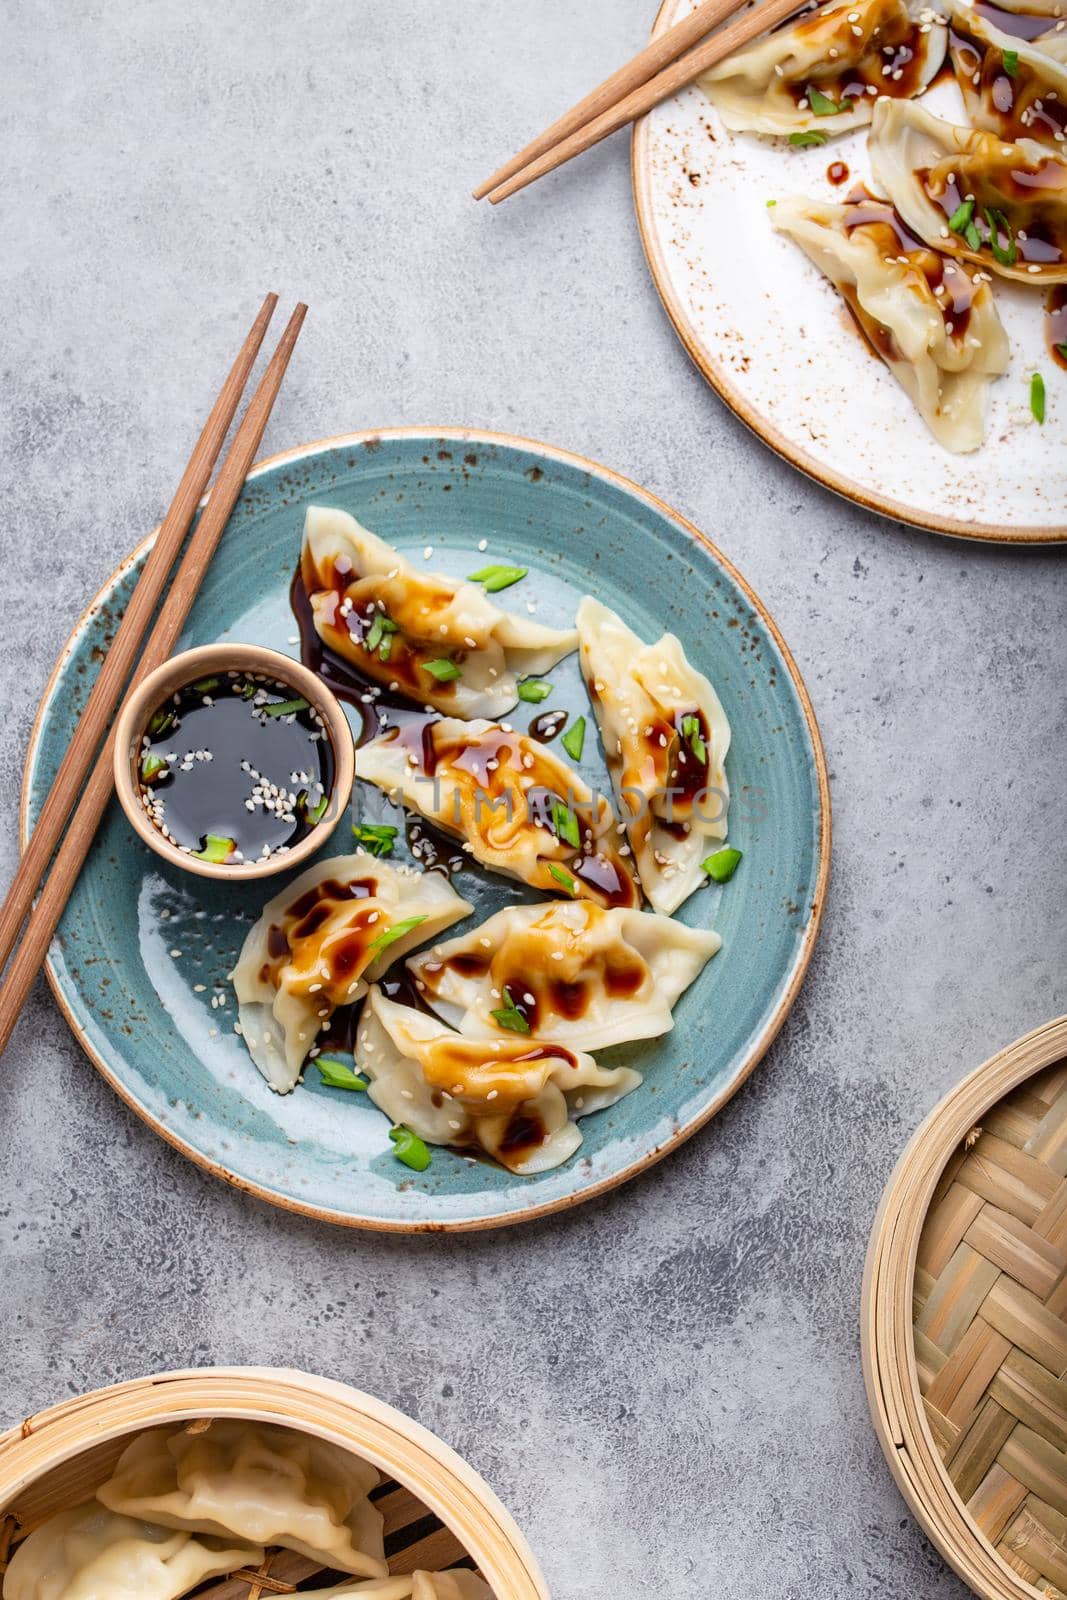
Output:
[113,643,354,881]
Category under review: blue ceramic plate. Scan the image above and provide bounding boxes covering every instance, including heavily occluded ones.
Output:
[21,430,829,1230]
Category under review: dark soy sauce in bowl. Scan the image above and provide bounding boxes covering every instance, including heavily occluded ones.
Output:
[137,673,336,867]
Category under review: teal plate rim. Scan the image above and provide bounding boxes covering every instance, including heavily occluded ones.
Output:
[19,426,831,1232]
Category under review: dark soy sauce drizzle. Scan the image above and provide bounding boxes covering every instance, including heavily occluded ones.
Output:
[827,161,850,186]
[529,709,568,742]
[1048,286,1067,367]
[138,675,334,862]
[976,0,1064,40]
[291,566,425,746]
[950,16,1067,146]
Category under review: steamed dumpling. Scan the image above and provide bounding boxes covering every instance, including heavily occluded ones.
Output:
[947,1,1067,147]
[355,718,640,909]
[95,1420,386,1579]
[357,986,641,1174]
[232,852,472,1093]
[771,191,1009,451]
[413,1575,494,1600]
[300,506,576,718]
[409,899,720,1049]
[958,0,1067,62]
[308,1574,492,1600]
[869,97,1067,282]
[701,0,947,136]
[314,1576,493,1600]
[3,1503,262,1600]
[577,599,731,916]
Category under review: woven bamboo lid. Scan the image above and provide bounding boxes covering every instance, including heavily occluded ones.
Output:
[864,1017,1067,1600]
[0,1367,548,1599]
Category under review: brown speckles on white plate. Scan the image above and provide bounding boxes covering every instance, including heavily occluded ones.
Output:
[632,0,1066,542]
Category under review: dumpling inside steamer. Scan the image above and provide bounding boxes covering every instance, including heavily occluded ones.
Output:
[356,986,641,1175]
[577,598,731,916]
[408,899,720,1049]
[354,717,641,909]
[700,0,947,137]
[946,1,1067,148]
[2,1503,264,1600]
[232,852,472,1094]
[299,505,576,719]
[869,97,1067,282]
[770,191,1009,451]
[95,1420,386,1579]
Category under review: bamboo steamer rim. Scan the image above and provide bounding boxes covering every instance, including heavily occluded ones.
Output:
[0,1367,549,1600]
[862,1016,1067,1600]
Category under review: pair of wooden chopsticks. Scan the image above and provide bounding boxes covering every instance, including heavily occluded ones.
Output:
[474,0,805,203]
[0,294,307,1057]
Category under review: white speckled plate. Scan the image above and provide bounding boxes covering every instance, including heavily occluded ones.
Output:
[633,0,1067,542]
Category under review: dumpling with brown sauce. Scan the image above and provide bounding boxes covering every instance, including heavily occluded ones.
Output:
[354,718,641,909]
[869,97,1067,283]
[770,191,1009,450]
[356,986,641,1175]
[408,899,720,1050]
[232,852,472,1093]
[300,505,576,718]
[700,0,947,136]
[947,0,1067,148]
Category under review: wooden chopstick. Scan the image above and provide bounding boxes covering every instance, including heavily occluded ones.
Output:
[485,0,807,204]
[473,0,750,200]
[0,294,278,978]
[0,302,307,1058]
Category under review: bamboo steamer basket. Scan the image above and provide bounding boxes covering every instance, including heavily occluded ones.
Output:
[0,1367,548,1599]
[863,1017,1067,1600]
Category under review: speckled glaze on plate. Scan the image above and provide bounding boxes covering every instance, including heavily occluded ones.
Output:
[633,0,1067,544]
[21,428,829,1231]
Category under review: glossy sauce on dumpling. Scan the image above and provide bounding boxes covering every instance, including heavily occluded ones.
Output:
[950,8,1067,147]
[376,719,640,909]
[259,874,382,1005]
[841,190,979,355]
[918,140,1067,267]
[783,0,933,104]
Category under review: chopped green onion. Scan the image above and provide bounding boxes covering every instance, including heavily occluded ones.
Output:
[1056,343,1067,363]
[423,658,462,682]
[766,198,778,208]
[140,754,168,782]
[191,676,220,693]
[262,696,309,718]
[490,986,531,1034]
[389,1125,432,1171]
[948,197,975,236]
[680,713,707,765]
[550,802,581,850]
[364,612,398,654]
[378,631,394,662]
[147,707,175,737]
[238,679,257,699]
[352,822,398,857]
[703,847,743,884]
[194,834,236,865]
[548,864,576,895]
[467,564,528,592]
[983,206,1017,267]
[1031,371,1046,424]
[308,794,329,824]
[807,85,851,115]
[315,1056,368,1091]
[561,716,586,762]
[964,219,982,251]
[788,130,828,147]
[368,914,427,957]
[517,679,552,703]
[1002,48,1019,76]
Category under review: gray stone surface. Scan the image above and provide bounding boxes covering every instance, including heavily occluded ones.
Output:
[1,2,1065,1595]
